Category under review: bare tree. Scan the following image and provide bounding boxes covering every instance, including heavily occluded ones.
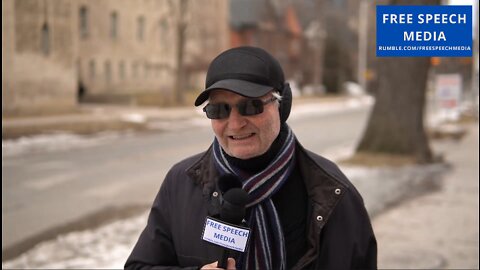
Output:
[355,0,440,164]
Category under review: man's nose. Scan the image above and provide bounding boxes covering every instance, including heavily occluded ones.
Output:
[227,107,247,129]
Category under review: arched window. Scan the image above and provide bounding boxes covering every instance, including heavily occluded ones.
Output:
[159,18,168,41]
[132,62,139,78]
[110,11,118,39]
[137,16,145,41]
[105,60,112,83]
[144,62,149,78]
[41,23,50,56]
[119,60,126,80]
[89,60,96,79]
[79,6,89,39]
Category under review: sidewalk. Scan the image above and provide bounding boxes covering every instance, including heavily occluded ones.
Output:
[373,123,479,269]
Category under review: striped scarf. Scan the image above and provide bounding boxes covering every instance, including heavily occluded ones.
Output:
[213,126,296,270]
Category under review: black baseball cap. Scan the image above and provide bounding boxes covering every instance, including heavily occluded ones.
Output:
[194,46,286,106]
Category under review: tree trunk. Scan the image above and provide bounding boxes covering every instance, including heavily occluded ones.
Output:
[355,0,440,164]
[356,56,434,163]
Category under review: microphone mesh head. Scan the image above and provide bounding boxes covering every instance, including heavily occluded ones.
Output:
[217,174,242,194]
[223,188,248,207]
[220,188,248,224]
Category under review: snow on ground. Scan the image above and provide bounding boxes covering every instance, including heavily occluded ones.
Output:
[2,132,135,158]
[2,151,447,268]
[2,212,148,269]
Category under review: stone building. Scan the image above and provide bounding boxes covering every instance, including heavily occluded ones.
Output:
[77,0,176,105]
[3,0,77,116]
[2,0,229,116]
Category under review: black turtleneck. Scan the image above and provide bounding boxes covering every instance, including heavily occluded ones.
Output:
[223,124,308,268]
[225,124,289,173]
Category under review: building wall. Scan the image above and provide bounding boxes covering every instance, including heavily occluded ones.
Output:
[3,0,77,116]
[2,0,229,115]
[184,0,230,90]
[2,0,15,114]
[76,0,229,102]
[76,0,176,101]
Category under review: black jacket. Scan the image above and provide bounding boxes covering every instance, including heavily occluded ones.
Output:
[125,140,377,269]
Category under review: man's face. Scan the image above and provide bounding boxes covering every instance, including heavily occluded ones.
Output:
[209,90,281,160]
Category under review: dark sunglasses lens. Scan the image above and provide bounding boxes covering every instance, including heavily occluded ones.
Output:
[205,99,266,119]
[239,99,263,116]
[205,104,231,119]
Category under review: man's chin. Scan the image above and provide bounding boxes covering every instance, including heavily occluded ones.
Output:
[228,148,266,160]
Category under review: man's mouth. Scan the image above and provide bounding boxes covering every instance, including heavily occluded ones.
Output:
[229,133,255,140]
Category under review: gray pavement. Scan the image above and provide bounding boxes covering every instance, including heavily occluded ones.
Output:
[373,123,479,269]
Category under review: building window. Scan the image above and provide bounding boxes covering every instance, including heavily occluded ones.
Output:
[79,6,89,39]
[110,11,118,39]
[133,62,140,78]
[77,60,82,79]
[159,18,168,41]
[144,63,149,78]
[41,23,50,56]
[137,16,145,41]
[105,60,112,83]
[89,60,95,79]
[119,61,125,80]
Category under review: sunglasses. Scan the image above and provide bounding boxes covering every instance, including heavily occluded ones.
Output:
[203,97,278,119]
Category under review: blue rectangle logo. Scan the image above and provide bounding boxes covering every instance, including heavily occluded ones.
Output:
[376,5,472,57]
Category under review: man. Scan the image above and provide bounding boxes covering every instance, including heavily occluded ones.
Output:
[125,46,377,269]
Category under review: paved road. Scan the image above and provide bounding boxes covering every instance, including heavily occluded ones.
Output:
[2,100,371,259]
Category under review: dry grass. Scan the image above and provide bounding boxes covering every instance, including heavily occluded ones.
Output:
[340,152,419,167]
[131,90,203,107]
[2,119,147,140]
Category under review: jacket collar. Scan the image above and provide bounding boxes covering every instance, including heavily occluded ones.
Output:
[185,140,346,218]
[186,140,347,269]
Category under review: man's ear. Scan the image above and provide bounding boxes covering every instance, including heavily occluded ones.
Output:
[279,83,292,122]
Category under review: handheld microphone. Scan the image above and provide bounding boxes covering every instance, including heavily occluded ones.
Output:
[216,175,248,269]
[217,173,242,194]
